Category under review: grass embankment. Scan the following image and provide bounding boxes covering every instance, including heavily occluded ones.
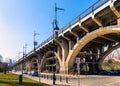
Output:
[0,72,48,86]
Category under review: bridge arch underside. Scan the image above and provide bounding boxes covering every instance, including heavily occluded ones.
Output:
[67,28,120,74]
[41,51,60,73]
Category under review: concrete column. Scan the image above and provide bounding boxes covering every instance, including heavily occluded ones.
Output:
[26,60,31,73]
[38,54,42,72]
[69,41,72,50]
[86,52,93,74]
[57,45,62,60]
[99,46,104,54]
[77,37,79,43]
[61,39,69,61]
[117,19,120,27]
[92,48,99,73]
[68,39,75,50]
[60,62,68,74]
[20,64,22,71]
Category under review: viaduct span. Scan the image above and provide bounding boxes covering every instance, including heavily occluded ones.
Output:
[13,0,120,74]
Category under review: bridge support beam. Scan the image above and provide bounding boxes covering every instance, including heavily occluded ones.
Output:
[78,22,89,33]
[92,15,102,27]
[110,1,120,18]
[69,30,79,42]
[111,7,120,18]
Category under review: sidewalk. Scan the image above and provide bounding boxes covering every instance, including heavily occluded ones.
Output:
[12,71,120,86]
[24,74,72,86]
[12,71,77,86]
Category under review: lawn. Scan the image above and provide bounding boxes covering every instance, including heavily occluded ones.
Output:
[0,72,49,86]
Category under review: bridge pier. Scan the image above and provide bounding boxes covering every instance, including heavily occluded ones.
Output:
[59,62,68,74]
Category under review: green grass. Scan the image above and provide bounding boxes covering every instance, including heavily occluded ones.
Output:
[0,72,49,86]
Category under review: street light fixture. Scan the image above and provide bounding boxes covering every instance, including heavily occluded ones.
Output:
[34,31,40,51]
[33,31,41,85]
[22,46,24,75]
[22,44,28,75]
[19,43,27,84]
[52,3,64,85]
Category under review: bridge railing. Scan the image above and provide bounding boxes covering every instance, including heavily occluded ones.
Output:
[59,0,108,34]
[25,0,109,58]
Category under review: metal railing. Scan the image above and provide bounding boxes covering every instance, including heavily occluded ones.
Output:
[25,0,109,58]
[60,0,108,33]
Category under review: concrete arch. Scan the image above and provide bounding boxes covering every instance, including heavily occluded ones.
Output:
[40,51,61,72]
[99,43,120,70]
[31,58,38,65]
[31,57,38,71]
[31,57,38,63]
[31,57,38,68]
[66,26,120,71]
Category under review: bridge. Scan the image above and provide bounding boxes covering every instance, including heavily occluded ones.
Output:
[13,0,120,74]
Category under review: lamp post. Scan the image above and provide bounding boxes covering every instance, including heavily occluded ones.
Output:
[22,44,27,75]
[33,31,41,85]
[22,46,25,75]
[52,3,64,85]
[52,19,58,85]
[19,44,27,84]
[34,31,40,51]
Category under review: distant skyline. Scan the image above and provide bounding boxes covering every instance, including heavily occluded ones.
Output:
[0,0,98,62]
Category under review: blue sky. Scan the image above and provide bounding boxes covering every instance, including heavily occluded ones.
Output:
[0,0,97,62]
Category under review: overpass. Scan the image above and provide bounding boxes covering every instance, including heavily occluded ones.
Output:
[13,0,120,74]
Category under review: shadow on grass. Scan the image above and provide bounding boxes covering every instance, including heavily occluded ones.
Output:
[0,80,48,86]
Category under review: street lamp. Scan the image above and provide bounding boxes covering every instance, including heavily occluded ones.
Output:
[33,31,41,85]
[22,46,24,75]
[19,44,27,84]
[34,31,40,51]
[22,44,28,75]
[52,3,64,85]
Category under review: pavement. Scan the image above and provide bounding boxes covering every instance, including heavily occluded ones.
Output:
[13,71,73,86]
[12,71,120,86]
